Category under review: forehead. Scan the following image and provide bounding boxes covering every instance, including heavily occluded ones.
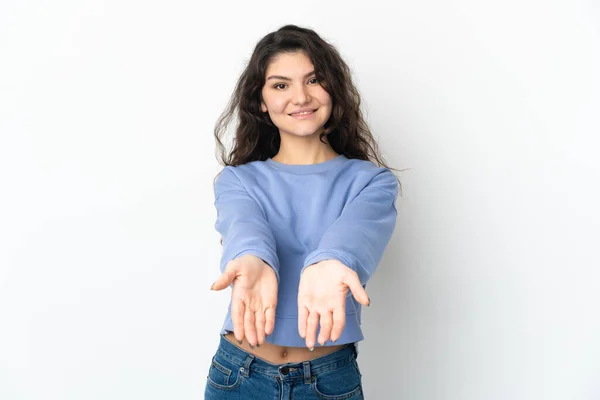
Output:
[265,51,315,76]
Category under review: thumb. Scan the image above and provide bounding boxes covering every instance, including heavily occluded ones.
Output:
[211,266,237,291]
[343,272,370,307]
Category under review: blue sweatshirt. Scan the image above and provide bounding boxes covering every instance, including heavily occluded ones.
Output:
[214,154,399,347]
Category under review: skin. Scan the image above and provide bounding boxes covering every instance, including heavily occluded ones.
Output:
[211,51,370,362]
[260,51,338,165]
[297,260,370,348]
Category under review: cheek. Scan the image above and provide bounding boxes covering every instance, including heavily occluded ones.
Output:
[268,97,289,115]
[315,89,332,107]
[260,90,269,111]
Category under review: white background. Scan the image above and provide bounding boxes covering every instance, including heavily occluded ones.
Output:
[1,1,599,399]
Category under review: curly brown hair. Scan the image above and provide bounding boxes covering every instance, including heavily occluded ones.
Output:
[213,24,401,179]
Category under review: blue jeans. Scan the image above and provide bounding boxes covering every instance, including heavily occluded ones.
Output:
[204,335,364,399]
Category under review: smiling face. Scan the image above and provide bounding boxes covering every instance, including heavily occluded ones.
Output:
[260,51,332,139]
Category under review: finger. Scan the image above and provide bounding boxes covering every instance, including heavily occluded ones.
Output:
[244,307,257,347]
[255,310,266,345]
[298,305,309,339]
[343,273,370,306]
[317,310,333,346]
[211,267,237,291]
[305,310,319,349]
[265,306,276,336]
[231,299,245,343]
[330,307,345,343]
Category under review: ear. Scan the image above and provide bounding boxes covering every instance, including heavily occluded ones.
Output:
[260,101,267,112]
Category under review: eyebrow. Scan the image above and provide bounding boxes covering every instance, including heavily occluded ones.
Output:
[266,70,316,81]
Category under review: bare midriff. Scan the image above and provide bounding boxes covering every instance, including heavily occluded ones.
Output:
[223,332,345,364]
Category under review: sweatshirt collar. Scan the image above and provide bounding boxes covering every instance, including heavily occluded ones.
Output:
[265,154,348,174]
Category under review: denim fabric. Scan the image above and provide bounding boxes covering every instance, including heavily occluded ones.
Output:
[204,335,364,399]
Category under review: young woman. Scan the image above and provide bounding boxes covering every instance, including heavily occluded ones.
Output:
[205,24,400,400]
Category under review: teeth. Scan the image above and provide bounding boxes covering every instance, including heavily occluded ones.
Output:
[292,110,314,115]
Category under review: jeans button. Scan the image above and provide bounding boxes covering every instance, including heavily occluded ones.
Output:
[280,366,289,375]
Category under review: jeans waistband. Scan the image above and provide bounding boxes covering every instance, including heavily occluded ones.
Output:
[215,334,357,380]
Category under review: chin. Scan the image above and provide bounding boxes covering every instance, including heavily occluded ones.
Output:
[278,124,326,137]
[285,130,323,137]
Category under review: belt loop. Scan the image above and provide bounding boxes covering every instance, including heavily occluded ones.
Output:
[240,354,254,378]
[303,361,311,384]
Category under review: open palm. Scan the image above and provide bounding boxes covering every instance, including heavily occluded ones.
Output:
[297,259,370,349]
[211,254,278,347]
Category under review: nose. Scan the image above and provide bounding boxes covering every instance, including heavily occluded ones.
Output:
[291,84,310,105]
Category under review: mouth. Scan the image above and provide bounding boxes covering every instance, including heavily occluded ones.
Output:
[288,108,318,116]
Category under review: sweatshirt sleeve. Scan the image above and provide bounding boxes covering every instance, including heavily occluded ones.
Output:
[302,169,399,285]
[214,167,280,282]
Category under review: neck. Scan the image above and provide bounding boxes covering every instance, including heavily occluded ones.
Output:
[272,132,339,165]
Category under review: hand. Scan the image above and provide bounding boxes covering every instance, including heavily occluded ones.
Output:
[297,259,370,349]
[211,254,278,347]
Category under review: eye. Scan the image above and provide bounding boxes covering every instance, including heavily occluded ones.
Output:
[273,83,287,90]
[308,77,319,84]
